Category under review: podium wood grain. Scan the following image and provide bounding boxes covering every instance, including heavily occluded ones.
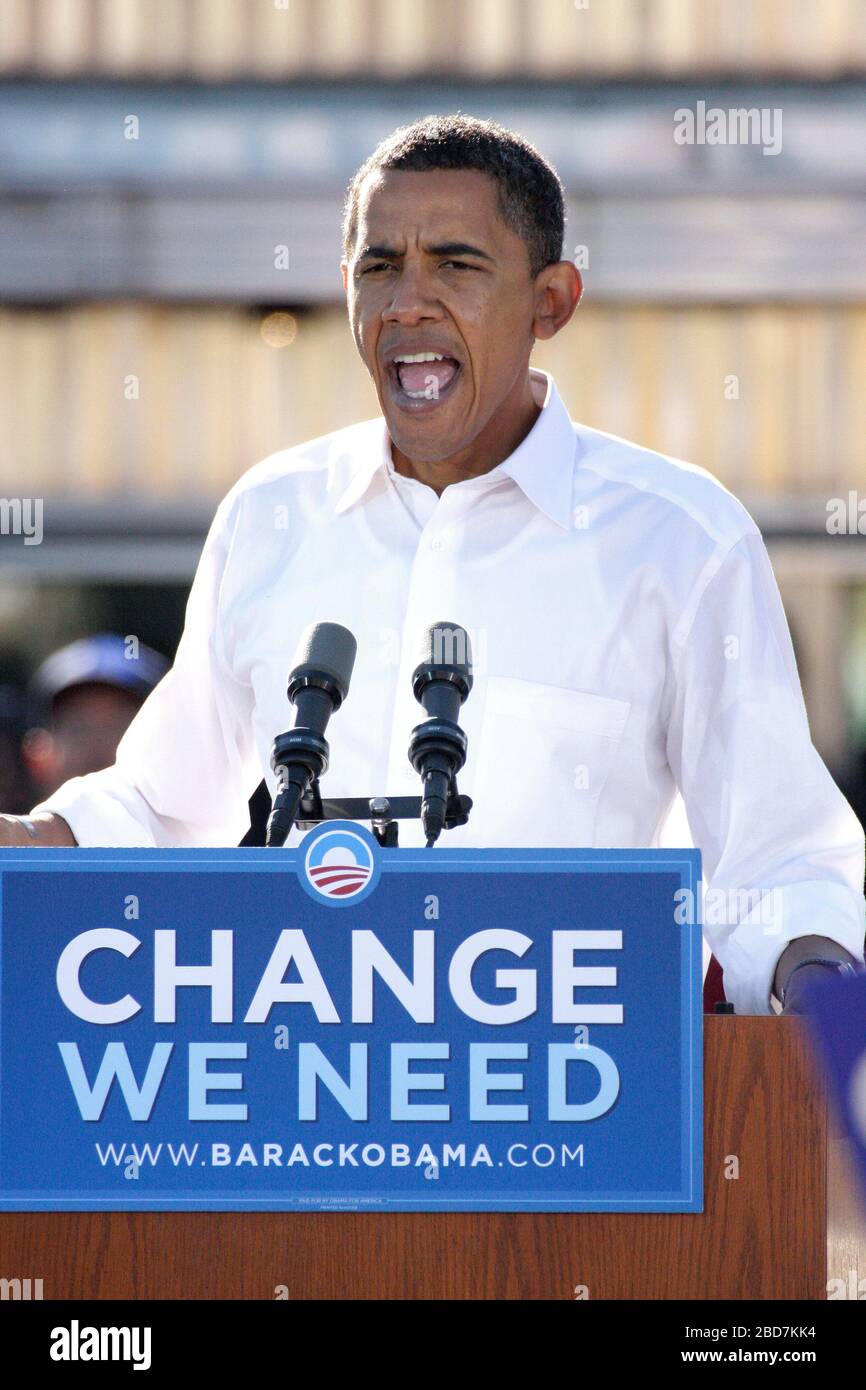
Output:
[0,1018,837,1299]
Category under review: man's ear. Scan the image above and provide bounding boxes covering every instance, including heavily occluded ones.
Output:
[340,261,349,294]
[533,261,583,343]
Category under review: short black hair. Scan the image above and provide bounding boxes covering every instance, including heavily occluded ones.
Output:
[342,113,565,279]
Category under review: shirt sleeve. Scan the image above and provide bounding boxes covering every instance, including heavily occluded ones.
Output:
[32,493,261,847]
[665,529,866,1014]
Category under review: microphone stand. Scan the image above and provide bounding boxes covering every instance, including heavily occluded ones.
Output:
[293,784,473,847]
[266,684,473,848]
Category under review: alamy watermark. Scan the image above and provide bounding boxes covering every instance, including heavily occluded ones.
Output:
[675,886,784,932]
[0,497,43,545]
[674,101,783,157]
[827,492,866,535]
[1,1276,44,1299]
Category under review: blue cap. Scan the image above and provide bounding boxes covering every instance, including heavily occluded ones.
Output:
[30,634,169,711]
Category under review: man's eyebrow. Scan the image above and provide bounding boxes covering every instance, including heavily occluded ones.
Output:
[426,241,494,262]
[356,244,399,262]
[355,241,494,263]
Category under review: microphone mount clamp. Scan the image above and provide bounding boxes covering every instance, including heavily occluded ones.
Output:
[293,781,472,847]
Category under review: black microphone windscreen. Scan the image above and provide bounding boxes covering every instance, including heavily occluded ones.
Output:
[419,622,472,675]
[291,622,357,690]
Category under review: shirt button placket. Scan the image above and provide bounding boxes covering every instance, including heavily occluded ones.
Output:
[386,496,460,798]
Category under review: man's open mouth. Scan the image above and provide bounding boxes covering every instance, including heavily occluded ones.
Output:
[386,352,462,407]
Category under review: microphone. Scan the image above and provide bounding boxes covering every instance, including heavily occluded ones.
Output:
[265,622,357,847]
[409,622,473,846]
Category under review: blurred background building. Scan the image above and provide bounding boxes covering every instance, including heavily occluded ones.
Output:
[0,0,864,821]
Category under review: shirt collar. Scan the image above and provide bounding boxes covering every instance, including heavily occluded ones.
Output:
[334,369,576,530]
[495,370,576,529]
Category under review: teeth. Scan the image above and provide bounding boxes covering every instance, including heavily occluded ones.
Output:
[394,352,446,364]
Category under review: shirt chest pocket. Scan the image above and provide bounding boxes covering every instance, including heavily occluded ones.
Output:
[469,676,631,848]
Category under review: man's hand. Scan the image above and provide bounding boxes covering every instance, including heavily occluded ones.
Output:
[773,933,861,1015]
[0,813,77,847]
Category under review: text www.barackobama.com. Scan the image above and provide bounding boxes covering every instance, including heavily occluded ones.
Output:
[95,1140,585,1171]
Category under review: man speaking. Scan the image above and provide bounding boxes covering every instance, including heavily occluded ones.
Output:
[2,115,863,1016]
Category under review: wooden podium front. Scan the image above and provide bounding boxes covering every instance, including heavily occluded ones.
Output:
[2,1017,864,1300]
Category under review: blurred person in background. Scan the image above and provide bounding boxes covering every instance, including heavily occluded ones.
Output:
[22,634,168,798]
[0,661,33,813]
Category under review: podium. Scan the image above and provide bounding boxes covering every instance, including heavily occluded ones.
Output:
[2,1016,864,1299]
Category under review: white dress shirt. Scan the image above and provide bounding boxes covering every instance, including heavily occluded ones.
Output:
[37,369,866,1013]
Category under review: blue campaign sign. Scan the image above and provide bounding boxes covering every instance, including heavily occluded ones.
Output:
[0,826,702,1212]
[805,969,866,1206]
